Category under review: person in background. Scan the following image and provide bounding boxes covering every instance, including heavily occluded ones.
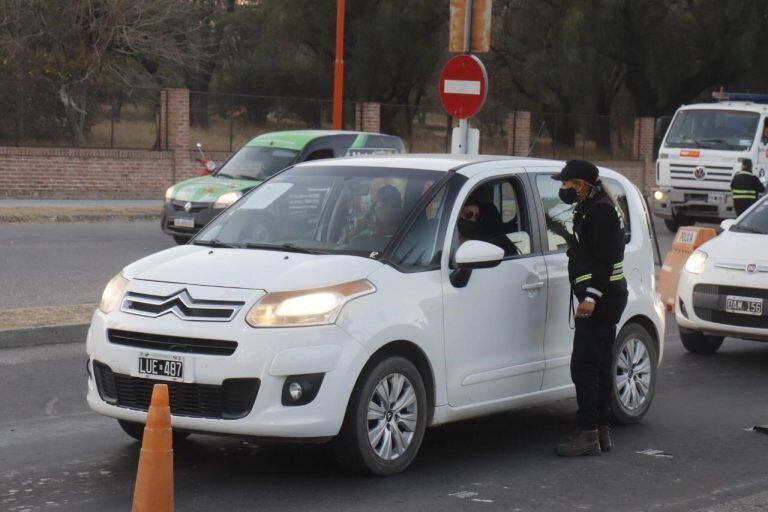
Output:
[731,159,765,216]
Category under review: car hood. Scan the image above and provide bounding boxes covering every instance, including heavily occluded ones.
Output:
[123,245,384,292]
[171,176,259,203]
[700,230,768,263]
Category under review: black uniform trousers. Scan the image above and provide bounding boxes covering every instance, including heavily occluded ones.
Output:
[571,290,628,430]
[734,198,757,216]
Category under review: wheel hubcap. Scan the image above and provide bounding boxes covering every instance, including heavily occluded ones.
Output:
[615,337,652,411]
[367,373,418,461]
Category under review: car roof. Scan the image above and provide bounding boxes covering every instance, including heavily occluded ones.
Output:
[295,154,564,174]
[246,130,390,150]
[294,154,634,187]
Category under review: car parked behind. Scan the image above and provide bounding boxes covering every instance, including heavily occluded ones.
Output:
[162,130,405,244]
[676,195,768,353]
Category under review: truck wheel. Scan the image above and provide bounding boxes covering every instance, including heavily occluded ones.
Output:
[117,419,190,443]
[680,330,723,354]
[333,355,427,476]
[611,323,658,424]
[663,215,692,233]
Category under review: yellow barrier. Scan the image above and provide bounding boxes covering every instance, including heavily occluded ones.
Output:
[657,226,717,311]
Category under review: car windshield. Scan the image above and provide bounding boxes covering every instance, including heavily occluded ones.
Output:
[215,146,299,181]
[664,109,759,151]
[196,165,442,256]
[732,197,768,234]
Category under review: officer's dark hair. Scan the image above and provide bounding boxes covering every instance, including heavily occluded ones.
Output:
[742,158,753,171]
[592,178,626,231]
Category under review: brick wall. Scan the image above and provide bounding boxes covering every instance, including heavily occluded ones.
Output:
[0,146,174,198]
[354,102,381,133]
[506,111,531,156]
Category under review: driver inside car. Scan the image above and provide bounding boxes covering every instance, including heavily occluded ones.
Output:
[345,184,404,241]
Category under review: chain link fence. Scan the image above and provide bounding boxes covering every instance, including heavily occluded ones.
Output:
[0,80,160,149]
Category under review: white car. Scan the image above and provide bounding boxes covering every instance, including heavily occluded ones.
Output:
[86,155,665,475]
[676,196,768,353]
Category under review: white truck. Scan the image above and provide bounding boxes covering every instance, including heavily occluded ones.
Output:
[652,92,768,232]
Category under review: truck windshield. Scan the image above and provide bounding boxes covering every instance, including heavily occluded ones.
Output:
[215,146,300,181]
[196,165,441,256]
[664,109,759,151]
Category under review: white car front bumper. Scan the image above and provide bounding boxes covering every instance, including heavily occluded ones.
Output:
[676,266,768,342]
[86,308,370,439]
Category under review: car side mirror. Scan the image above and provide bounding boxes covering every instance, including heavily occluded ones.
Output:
[720,219,736,231]
[455,240,505,269]
[450,240,504,288]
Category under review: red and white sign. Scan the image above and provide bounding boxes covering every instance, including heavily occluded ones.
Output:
[439,54,488,119]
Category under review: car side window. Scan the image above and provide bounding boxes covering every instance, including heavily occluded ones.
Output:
[391,185,449,269]
[456,177,532,257]
[534,174,630,252]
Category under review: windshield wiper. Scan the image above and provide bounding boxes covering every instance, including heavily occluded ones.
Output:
[696,138,735,149]
[231,174,259,181]
[244,242,322,254]
[215,172,235,179]
[192,239,238,248]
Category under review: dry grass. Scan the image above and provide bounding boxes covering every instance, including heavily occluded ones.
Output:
[0,205,160,223]
[0,303,97,330]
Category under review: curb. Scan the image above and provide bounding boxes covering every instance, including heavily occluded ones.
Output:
[0,213,161,224]
[0,324,88,349]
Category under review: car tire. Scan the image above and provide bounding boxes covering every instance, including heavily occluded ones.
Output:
[611,323,658,425]
[680,330,723,354]
[173,235,191,245]
[663,215,692,233]
[333,355,428,476]
[117,419,190,443]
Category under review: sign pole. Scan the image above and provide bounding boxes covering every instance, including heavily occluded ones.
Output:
[457,0,473,154]
[332,0,346,130]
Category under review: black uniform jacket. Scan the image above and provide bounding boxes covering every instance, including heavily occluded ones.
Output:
[730,171,765,202]
[567,190,627,305]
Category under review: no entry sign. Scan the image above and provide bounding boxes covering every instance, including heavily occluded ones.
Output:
[439,54,488,119]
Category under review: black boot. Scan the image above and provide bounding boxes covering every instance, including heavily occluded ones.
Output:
[598,425,611,452]
[555,429,600,457]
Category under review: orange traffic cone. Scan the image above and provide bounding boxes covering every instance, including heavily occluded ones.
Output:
[131,383,174,512]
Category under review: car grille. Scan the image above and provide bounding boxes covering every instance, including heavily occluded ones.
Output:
[93,361,259,419]
[121,290,244,322]
[171,200,210,213]
[107,329,238,356]
[692,284,768,329]
[670,163,732,184]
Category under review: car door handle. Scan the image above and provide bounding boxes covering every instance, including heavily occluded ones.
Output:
[521,281,544,291]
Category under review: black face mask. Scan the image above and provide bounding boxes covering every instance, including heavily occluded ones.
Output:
[457,218,479,238]
[558,187,579,204]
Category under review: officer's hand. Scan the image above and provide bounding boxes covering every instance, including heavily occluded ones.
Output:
[576,300,595,319]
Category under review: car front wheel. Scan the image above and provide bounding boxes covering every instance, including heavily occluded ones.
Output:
[680,330,723,354]
[333,355,427,476]
[611,323,658,424]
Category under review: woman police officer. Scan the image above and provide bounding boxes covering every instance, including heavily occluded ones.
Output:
[551,160,628,457]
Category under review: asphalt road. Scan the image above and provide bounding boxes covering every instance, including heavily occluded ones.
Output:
[2,321,768,511]
[0,218,677,311]
[0,222,174,309]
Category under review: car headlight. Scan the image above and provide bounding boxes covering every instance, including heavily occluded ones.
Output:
[213,191,242,209]
[684,251,708,274]
[99,273,129,313]
[653,190,665,201]
[246,280,376,327]
[165,186,175,203]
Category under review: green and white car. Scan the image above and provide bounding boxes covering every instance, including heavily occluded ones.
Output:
[162,130,405,243]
